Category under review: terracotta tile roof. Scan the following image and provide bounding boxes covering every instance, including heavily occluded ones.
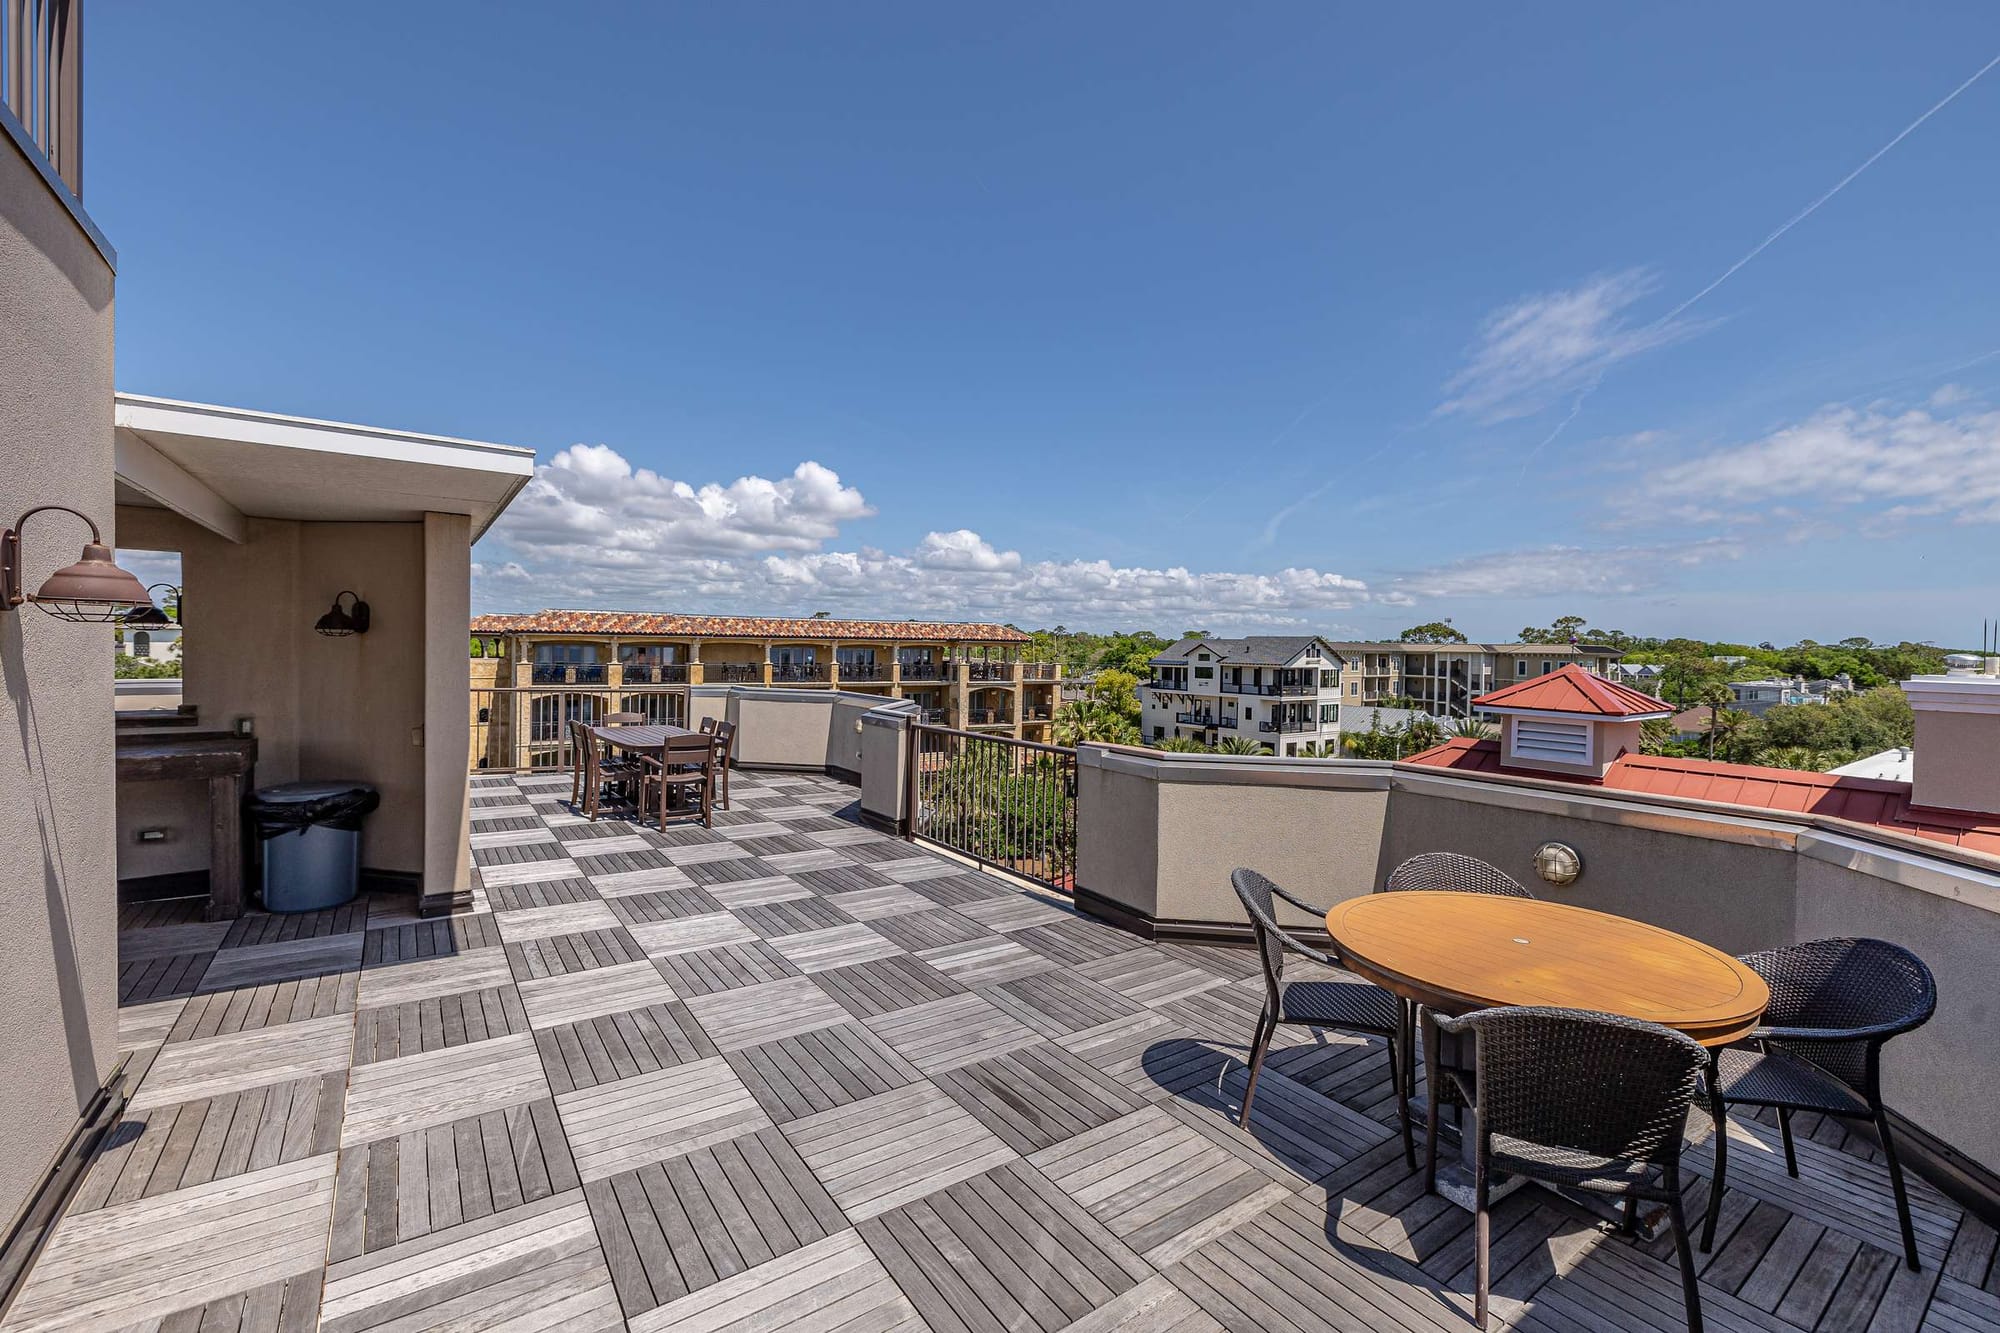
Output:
[469,610,1029,644]
[1403,738,2000,858]
[1474,664,1673,718]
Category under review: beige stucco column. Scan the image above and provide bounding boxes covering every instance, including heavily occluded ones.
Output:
[422,512,473,913]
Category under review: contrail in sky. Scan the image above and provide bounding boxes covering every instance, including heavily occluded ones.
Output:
[1654,49,2000,328]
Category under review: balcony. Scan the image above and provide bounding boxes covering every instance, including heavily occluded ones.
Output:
[1021,662,1059,681]
[706,662,764,683]
[1023,704,1053,721]
[964,707,1010,725]
[770,662,831,683]
[1259,717,1316,733]
[1224,678,1319,697]
[620,662,689,685]
[837,662,888,682]
[899,660,944,681]
[955,661,1015,682]
[1175,712,1237,729]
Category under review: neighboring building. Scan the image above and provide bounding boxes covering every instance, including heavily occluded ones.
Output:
[1829,747,1915,782]
[1322,640,1623,720]
[469,610,1057,766]
[1605,661,1664,686]
[117,622,181,658]
[1728,674,1855,717]
[1140,636,1345,754]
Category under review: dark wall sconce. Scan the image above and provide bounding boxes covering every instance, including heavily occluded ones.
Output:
[2,505,151,623]
[124,583,183,628]
[315,590,371,637]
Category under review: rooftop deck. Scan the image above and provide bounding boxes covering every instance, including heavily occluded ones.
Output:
[14,771,2000,1332]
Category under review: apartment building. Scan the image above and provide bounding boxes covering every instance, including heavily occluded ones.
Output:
[469,610,1060,765]
[1324,640,1624,719]
[1140,636,1346,754]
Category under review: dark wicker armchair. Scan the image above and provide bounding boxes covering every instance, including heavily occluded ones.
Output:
[1384,851,1533,899]
[1230,869,1412,1167]
[1428,1006,1706,1333]
[1699,937,1936,1271]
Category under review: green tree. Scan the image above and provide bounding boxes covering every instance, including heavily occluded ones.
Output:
[1089,668,1141,723]
[1698,680,1735,761]
[1398,621,1468,644]
[1445,716,1496,741]
[1052,700,1137,747]
[1154,735,1212,753]
[1214,736,1269,755]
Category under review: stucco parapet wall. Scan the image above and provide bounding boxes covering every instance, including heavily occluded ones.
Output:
[1078,744,1393,792]
[0,104,115,268]
[860,700,920,730]
[1386,761,2000,902]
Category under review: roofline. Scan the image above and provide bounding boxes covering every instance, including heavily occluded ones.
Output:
[1477,703,1674,723]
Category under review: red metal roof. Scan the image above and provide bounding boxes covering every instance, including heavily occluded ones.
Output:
[1474,664,1673,718]
[1404,738,2000,858]
[469,610,1029,643]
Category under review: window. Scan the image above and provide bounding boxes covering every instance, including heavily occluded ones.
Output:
[1541,661,1554,674]
[1517,660,1528,676]
[535,643,596,665]
[1509,719,1590,764]
[1348,682,1358,696]
[132,630,151,658]
[1194,665,1213,679]
[619,643,681,665]
[1153,726,1165,740]
[1195,652,1210,661]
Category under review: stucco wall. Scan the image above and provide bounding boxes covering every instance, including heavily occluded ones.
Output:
[0,136,118,1226]
[1912,707,2000,815]
[112,508,430,881]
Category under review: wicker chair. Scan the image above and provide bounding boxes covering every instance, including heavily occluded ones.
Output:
[1385,851,1533,899]
[1230,869,1412,1167]
[1428,1006,1706,1333]
[1699,938,1936,1271]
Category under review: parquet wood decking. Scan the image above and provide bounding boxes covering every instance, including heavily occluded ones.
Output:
[39,767,1996,1333]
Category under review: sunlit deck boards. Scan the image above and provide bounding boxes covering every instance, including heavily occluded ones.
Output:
[28,767,2000,1333]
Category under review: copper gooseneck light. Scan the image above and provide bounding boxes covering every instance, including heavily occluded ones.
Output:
[2,505,151,623]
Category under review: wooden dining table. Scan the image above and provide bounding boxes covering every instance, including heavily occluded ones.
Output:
[584,722,709,820]
[1325,891,1769,1046]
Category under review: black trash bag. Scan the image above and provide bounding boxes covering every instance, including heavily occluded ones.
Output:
[248,786,381,840]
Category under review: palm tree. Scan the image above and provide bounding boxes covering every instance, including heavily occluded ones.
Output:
[1154,735,1211,753]
[1445,716,1496,741]
[1053,700,1138,747]
[1214,736,1267,756]
[1699,680,1735,760]
[1292,740,1334,758]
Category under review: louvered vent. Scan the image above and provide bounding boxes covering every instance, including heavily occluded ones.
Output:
[1511,719,1590,763]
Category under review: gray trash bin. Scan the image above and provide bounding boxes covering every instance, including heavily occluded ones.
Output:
[251,780,379,912]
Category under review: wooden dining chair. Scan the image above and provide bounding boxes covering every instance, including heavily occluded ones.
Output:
[1428,1006,1707,1333]
[709,720,737,809]
[603,711,644,725]
[1699,938,1936,1271]
[641,732,714,829]
[571,718,643,819]
[1230,868,1413,1167]
[698,717,719,735]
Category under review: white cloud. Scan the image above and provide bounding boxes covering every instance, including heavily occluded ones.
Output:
[1636,402,2000,529]
[1440,269,1709,422]
[474,444,1374,629]
[1392,539,1745,601]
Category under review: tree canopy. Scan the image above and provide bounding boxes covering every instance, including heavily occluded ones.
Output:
[1398,621,1468,644]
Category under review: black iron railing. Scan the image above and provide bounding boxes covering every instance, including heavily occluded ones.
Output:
[706,663,763,683]
[906,723,1076,893]
[2,0,82,195]
[771,662,831,683]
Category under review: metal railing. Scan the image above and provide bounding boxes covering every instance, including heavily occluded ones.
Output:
[706,663,763,683]
[1021,663,1059,680]
[955,661,1014,682]
[2,0,82,195]
[1175,712,1237,729]
[771,662,830,683]
[1259,718,1315,734]
[838,662,887,681]
[964,708,1008,726]
[468,685,688,771]
[899,661,944,680]
[907,723,1076,893]
[621,663,689,684]
[1223,679,1319,697]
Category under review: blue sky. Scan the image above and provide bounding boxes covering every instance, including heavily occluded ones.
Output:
[91,4,2000,644]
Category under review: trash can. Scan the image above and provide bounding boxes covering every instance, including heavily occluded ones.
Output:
[250,781,380,912]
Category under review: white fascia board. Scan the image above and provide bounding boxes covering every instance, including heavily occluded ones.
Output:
[115,394,537,480]
[114,427,249,543]
[1477,704,1673,723]
[1902,675,2000,716]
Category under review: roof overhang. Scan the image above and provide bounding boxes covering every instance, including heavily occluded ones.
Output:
[1477,704,1674,723]
[113,393,536,544]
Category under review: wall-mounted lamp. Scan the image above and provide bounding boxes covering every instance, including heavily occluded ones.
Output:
[124,583,183,628]
[2,505,151,623]
[314,590,371,638]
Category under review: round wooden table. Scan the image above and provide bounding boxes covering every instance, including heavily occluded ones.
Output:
[1325,892,1768,1046]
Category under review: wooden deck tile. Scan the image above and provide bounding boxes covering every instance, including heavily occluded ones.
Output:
[504,925,646,980]
[1029,1106,1292,1267]
[789,863,897,895]
[815,953,966,1019]
[877,856,967,883]
[906,871,1017,907]
[116,996,188,1054]
[119,920,232,963]
[117,949,216,1005]
[353,984,530,1065]
[319,1189,621,1333]
[491,898,621,942]
[769,922,906,973]
[727,1021,922,1123]
[1076,950,1231,1008]
[627,1228,922,1333]
[513,957,678,1029]
[197,932,365,993]
[361,912,501,964]
[460,853,582,888]
[480,873,596,911]
[917,935,1061,988]
[354,947,513,1009]
[129,1012,355,1112]
[340,1033,549,1147]
[589,864,701,897]
[536,1000,718,1095]
[220,903,367,948]
[738,896,857,938]
[328,1099,579,1260]
[955,894,1075,934]
[760,848,860,874]
[864,992,1043,1075]
[1,1154,337,1333]
[1058,1274,1226,1333]
[823,884,935,921]
[651,939,802,996]
[855,1159,1150,1331]
[865,906,994,954]
[1012,915,1152,966]
[784,1081,1015,1222]
[162,970,356,1043]
[557,1055,772,1181]
[932,1041,1149,1156]
[585,1126,848,1319]
[683,975,853,1051]
[629,910,761,956]
[986,969,1148,1039]
[682,854,786,887]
